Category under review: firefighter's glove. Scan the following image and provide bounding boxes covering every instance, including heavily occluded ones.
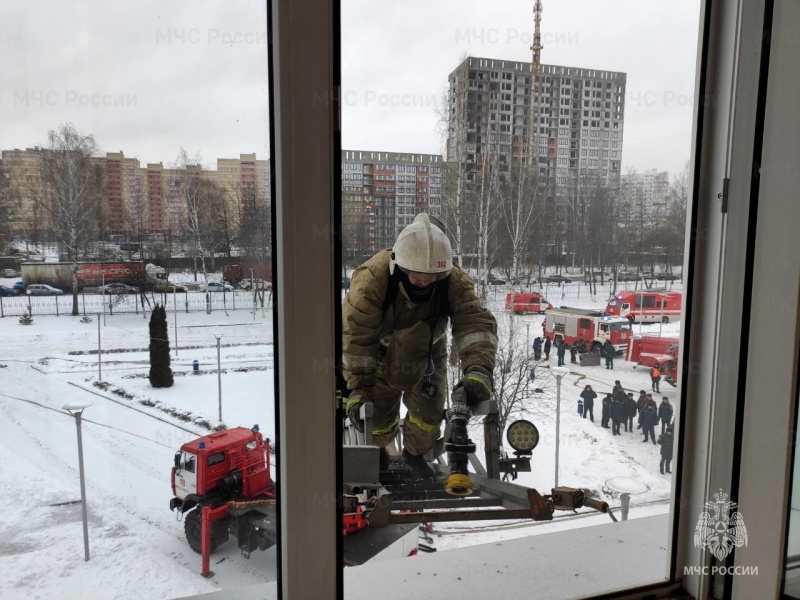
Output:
[345,388,373,433]
[461,365,493,408]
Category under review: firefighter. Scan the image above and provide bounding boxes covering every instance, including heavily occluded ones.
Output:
[601,393,613,428]
[610,395,624,435]
[342,213,498,479]
[624,392,638,432]
[544,337,552,360]
[650,363,662,393]
[658,426,674,474]
[636,390,648,429]
[658,396,674,434]
[602,339,615,369]
[569,342,578,364]
[580,385,597,422]
[641,395,658,444]
[532,337,542,361]
[556,339,567,367]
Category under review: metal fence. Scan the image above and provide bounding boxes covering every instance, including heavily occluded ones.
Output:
[0,290,272,318]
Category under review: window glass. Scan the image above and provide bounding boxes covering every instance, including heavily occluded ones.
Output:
[0,2,277,597]
[341,0,697,596]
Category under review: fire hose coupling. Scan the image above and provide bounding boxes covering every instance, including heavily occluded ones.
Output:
[444,387,476,496]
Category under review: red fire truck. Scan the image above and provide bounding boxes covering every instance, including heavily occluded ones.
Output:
[543,307,632,354]
[627,335,679,387]
[505,292,553,315]
[605,290,682,323]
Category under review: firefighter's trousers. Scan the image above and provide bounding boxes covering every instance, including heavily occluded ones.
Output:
[370,341,448,456]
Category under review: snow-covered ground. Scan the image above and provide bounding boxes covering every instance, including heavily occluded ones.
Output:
[0,289,678,600]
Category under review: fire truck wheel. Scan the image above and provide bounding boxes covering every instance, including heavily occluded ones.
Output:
[184,509,224,554]
[591,341,602,354]
[661,317,669,324]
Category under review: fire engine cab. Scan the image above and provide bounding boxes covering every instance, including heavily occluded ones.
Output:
[543,307,632,354]
[605,290,682,323]
[505,292,553,315]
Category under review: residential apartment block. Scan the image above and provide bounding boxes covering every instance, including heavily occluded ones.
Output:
[341,149,445,259]
[0,149,270,242]
[620,168,670,220]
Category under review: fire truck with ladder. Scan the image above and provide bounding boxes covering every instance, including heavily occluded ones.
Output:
[170,398,616,576]
[543,307,633,354]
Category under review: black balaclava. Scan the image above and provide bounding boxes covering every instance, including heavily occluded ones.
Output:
[396,268,436,304]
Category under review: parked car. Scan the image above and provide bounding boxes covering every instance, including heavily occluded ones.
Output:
[26,284,64,296]
[0,284,19,296]
[13,281,25,292]
[656,272,680,281]
[545,274,573,284]
[152,281,188,293]
[199,282,234,293]
[98,283,140,294]
[239,278,270,291]
[487,274,506,285]
[2,268,21,278]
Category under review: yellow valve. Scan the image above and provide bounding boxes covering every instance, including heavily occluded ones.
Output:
[444,473,473,497]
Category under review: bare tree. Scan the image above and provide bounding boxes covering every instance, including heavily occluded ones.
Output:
[38,124,103,315]
[0,165,12,253]
[236,181,271,262]
[175,149,226,281]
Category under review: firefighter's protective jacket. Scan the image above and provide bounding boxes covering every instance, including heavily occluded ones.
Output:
[342,249,497,392]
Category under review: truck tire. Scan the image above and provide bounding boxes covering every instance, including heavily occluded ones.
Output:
[661,316,670,324]
[184,509,228,554]
[591,341,603,354]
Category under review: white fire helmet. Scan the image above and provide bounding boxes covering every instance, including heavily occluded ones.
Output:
[389,213,453,281]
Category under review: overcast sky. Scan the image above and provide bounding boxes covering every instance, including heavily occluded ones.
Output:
[0,0,700,176]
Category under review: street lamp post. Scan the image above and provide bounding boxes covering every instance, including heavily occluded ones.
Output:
[214,334,223,422]
[63,401,93,561]
[101,272,106,326]
[551,366,570,488]
[172,285,178,356]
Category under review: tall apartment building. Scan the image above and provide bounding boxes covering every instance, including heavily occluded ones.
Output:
[621,168,670,220]
[0,148,47,240]
[447,57,627,253]
[215,153,271,226]
[341,149,445,260]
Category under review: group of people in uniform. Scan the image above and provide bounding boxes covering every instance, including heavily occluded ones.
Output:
[580,383,675,474]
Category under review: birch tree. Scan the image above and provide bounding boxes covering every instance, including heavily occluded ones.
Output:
[39,124,103,315]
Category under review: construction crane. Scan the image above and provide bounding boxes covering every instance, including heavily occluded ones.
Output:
[526,0,544,164]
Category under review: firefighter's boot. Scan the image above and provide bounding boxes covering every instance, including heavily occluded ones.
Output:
[402,450,435,479]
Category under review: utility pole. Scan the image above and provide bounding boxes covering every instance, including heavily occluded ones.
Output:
[173,285,178,356]
[214,334,223,422]
[97,314,102,381]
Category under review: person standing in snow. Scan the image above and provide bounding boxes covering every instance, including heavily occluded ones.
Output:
[570,342,578,364]
[650,363,662,393]
[624,392,638,432]
[636,390,648,429]
[532,337,542,361]
[342,213,498,479]
[601,393,613,428]
[603,339,615,369]
[544,337,552,360]
[641,397,659,444]
[556,339,567,366]
[658,426,674,474]
[610,394,624,435]
[580,385,597,422]
[658,396,674,434]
